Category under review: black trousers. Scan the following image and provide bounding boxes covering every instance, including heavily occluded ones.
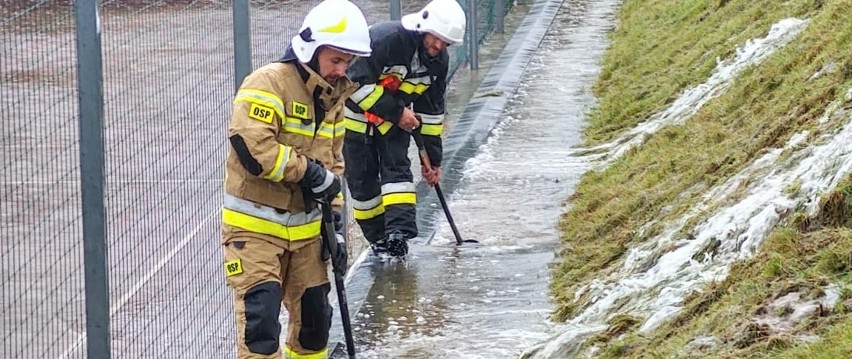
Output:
[343,125,418,243]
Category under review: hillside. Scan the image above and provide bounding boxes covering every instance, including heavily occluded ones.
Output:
[551,0,852,357]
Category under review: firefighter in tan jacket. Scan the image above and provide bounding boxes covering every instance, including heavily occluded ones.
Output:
[221,1,371,357]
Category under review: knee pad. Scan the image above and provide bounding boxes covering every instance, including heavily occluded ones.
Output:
[244,281,282,355]
[298,283,332,351]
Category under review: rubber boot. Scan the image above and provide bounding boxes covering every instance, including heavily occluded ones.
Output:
[386,232,408,258]
[370,237,389,257]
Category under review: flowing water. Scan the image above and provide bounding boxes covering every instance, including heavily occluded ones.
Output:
[337,0,620,357]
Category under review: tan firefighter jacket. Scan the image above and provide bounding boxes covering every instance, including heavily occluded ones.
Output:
[223,61,356,247]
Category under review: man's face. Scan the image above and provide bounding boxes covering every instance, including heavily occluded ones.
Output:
[316,47,355,85]
[423,33,450,58]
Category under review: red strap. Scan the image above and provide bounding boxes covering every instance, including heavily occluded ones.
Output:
[364,76,402,124]
[378,76,401,92]
[364,111,384,125]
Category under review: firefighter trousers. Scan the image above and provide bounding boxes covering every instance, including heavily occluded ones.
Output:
[222,226,332,359]
[343,125,417,243]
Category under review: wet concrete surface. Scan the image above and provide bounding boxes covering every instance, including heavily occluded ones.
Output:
[348,244,555,358]
[331,0,614,357]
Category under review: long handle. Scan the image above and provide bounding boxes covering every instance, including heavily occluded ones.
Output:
[433,183,464,245]
[411,131,464,246]
[320,202,356,358]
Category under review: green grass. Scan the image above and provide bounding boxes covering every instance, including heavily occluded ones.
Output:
[587,221,852,358]
[552,0,852,356]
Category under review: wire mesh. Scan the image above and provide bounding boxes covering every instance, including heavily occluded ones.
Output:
[248,0,427,69]
[245,0,511,80]
[1,0,514,357]
[94,0,234,357]
[1,0,86,357]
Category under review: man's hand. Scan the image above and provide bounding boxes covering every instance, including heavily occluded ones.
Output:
[301,159,341,201]
[421,165,442,187]
[331,234,348,276]
[331,210,347,275]
[398,107,420,132]
[320,210,348,276]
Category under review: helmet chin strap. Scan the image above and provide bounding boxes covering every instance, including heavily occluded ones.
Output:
[307,54,321,73]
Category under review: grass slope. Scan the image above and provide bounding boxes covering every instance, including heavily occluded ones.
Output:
[553,0,852,356]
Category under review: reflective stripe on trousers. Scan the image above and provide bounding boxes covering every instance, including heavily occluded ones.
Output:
[351,195,384,220]
[343,125,419,240]
[285,346,328,359]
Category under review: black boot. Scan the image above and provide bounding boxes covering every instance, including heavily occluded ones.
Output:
[370,237,389,256]
[386,232,408,257]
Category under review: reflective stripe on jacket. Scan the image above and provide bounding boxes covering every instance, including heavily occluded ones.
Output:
[344,21,449,166]
[224,61,355,242]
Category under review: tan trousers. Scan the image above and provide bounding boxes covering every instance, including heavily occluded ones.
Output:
[222,227,331,359]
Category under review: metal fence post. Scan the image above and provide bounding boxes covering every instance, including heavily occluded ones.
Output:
[233,0,252,91]
[390,0,401,20]
[74,0,110,357]
[495,0,504,34]
[468,0,479,70]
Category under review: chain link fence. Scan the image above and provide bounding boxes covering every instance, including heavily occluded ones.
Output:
[1,0,513,357]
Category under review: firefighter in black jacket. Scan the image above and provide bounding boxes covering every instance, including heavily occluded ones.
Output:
[343,0,466,258]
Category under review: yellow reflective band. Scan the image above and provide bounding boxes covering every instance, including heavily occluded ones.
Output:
[382,192,416,206]
[344,118,368,133]
[398,82,429,95]
[235,89,286,119]
[283,117,315,137]
[317,122,335,139]
[284,346,328,359]
[354,204,385,220]
[334,121,346,138]
[420,123,443,136]
[377,121,393,135]
[222,209,321,241]
[358,85,384,110]
[262,144,291,182]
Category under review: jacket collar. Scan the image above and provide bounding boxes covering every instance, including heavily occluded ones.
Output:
[280,46,355,111]
[280,45,356,111]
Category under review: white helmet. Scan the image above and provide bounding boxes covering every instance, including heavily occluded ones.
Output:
[401,0,467,45]
[292,0,372,63]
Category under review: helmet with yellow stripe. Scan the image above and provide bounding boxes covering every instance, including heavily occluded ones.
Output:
[291,0,372,63]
